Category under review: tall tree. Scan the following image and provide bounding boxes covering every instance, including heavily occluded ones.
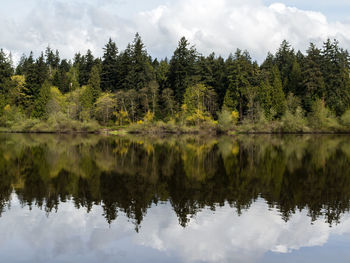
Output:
[274,40,295,94]
[270,66,286,118]
[321,39,350,115]
[101,38,119,91]
[0,49,13,93]
[125,33,154,91]
[301,43,325,112]
[88,64,101,102]
[167,37,197,105]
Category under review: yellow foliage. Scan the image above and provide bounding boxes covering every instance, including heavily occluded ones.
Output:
[185,109,213,126]
[231,111,239,123]
[11,75,26,87]
[4,104,11,112]
[232,145,239,156]
[114,110,130,126]
[137,120,144,125]
[143,110,154,123]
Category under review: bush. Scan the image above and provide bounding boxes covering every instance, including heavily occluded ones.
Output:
[281,107,308,133]
[217,110,238,131]
[341,109,350,128]
[308,99,340,131]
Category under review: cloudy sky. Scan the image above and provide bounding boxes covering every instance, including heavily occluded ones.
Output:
[1,0,350,63]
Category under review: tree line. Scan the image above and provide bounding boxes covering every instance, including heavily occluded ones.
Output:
[1,34,350,131]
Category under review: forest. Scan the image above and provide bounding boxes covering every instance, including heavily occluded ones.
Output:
[1,33,350,133]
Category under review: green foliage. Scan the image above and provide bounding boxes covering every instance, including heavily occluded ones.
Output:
[183,83,217,118]
[217,109,239,130]
[167,37,197,104]
[0,104,24,127]
[88,64,101,101]
[101,38,118,91]
[1,36,350,133]
[257,80,272,119]
[281,107,307,132]
[271,66,287,118]
[66,66,80,91]
[0,49,13,92]
[341,110,350,128]
[32,80,51,119]
[308,99,340,130]
[94,92,116,125]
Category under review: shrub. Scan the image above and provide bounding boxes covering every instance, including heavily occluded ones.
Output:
[281,107,308,132]
[308,99,340,131]
[340,109,350,128]
[217,109,238,130]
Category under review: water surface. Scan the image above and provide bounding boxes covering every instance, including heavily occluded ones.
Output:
[1,134,350,262]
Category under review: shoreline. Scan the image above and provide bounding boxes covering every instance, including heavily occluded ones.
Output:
[2,128,350,136]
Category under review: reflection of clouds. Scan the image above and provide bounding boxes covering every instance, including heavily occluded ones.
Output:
[0,195,349,263]
[135,200,350,263]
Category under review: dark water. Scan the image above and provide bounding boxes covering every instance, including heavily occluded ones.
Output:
[1,133,350,262]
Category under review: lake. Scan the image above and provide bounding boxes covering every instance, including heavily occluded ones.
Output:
[0,133,350,262]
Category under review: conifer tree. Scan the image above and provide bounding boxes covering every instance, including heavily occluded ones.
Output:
[167,37,197,105]
[101,38,118,91]
[271,66,286,118]
[301,43,325,112]
[32,80,51,119]
[0,49,13,93]
[88,64,101,102]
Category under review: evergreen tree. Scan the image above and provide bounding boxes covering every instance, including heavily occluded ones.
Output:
[101,38,118,91]
[258,79,272,119]
[289,59,302,96]
[301,43,325,112]
[52,59,71,93]
[156,59,169,92]
[0,49,13,93]
[271,66,286,118]
[321,39,350,115]
[275,40,296,94]
[126,33,154,91]
[88,64,101,102]
[224,49,253,120]
[24,52,48,111]
[32,80,51,119]
[167,37,197,105]
[78,49,95,86]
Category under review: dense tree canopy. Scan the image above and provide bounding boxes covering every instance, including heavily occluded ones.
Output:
[1,35,350,131]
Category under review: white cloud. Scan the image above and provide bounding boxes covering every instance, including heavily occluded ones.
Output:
[0,0,350,64]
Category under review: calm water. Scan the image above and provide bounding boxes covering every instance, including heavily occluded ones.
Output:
[1,133,350,262]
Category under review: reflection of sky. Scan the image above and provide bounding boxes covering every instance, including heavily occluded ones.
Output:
[0,195,350,263]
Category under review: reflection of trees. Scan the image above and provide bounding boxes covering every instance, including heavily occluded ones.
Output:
[0,134,350,227]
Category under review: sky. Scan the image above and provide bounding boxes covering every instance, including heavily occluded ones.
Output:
[1,0,350,63]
